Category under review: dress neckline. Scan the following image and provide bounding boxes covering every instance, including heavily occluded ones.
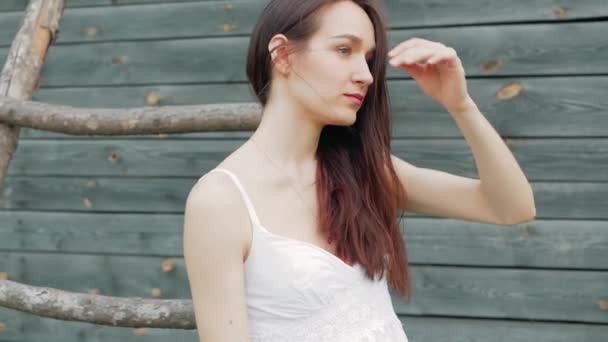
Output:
[207,167,359,274]
[254,222,359,274]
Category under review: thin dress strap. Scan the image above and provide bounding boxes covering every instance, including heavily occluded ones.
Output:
[206,168,262,228]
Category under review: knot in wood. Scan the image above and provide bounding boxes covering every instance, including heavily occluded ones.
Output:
[83,26,98,37]
[553,6,568,18]
[496,82,523,100]
[107,152,121,163]
[481,58,502,73]
[161,259,176,273]
[150,288,162,297]
[146,90,162,106]
[133,328,146,336]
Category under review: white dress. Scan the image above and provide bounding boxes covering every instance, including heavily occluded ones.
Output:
[204,168,409,342]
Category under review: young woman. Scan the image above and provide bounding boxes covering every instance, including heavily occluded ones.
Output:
[183,0,536,341]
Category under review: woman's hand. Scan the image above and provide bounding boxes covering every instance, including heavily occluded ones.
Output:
[387,37,472,114]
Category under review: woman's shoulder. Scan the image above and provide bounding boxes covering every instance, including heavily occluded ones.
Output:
[184,163,253,262]
[186,171,239,226]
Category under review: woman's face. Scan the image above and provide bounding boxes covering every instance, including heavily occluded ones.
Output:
[283,1,376,126]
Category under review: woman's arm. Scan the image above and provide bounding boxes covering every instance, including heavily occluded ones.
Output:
[183,173,251,342]
[387,38,535,225]
[391,98,536,225]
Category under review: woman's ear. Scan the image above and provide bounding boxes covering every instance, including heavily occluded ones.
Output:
[268,34,291,75]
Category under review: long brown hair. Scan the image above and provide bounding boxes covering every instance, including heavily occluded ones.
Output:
[246,0,411,301]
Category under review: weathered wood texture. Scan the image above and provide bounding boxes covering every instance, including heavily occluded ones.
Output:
[4,138,608,181]
[0,22,605,88]
[10,77,608,139]
[2,0,608,36]
[0,176,606,219]
[0,212,606,270]
[0,0,63,185]
[1,310,606,342]
[0,252,606,323]
[0,95,262,135]
[0,280,194,329]
[0,0,607,340]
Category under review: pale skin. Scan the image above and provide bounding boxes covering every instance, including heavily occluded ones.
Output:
[183,2,536,341]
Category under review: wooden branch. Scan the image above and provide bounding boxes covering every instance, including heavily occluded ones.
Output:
[0,1,199,329]
[0,0,64,186]
[0,96,262,135]
[0,280,196,329]
[0,1,257,330]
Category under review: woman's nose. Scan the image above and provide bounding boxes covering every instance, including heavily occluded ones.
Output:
[354,67,374,85]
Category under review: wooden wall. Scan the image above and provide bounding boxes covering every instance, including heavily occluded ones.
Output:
[1,0,607,341]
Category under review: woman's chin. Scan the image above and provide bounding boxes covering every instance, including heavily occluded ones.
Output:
[318,108,358,127]
[331,109,358,126]
[343,110,359,125]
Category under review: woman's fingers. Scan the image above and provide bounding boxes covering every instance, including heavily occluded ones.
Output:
[389,46,436,66]
[427,47,459,65]
[387,38,421,57]
[388,37,444,58]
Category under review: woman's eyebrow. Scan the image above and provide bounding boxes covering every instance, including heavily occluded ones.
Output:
[330,33,376,52]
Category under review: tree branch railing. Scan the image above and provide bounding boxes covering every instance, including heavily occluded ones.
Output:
[0,280,195,329]
[0,100,260,329]
[0,0,63,185]
[0,95,262,135]
[0,0,261,331]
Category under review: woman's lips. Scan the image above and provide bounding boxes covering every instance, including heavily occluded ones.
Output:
[344,94,363,105]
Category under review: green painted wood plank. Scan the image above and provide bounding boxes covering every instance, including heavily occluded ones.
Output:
[5,139,246,177]
[16,76,608,138]
[3,21,601,88]
[0,177,604,219]
[400,316,608,342]
[403,218,608,270]
[0,253,191,298]
[528,183,606,220]
[0,0,212,12]
[0,1,260,46]
[1,310,607,342]
[0,0,26,12]
[0,12,21,46]
[1,252,607,323]
[3,1,608,44]
[0,212,183,256]
[391,266,608,323]
[0,211,606,269]
[6,138,608,182]
[0,308,197,342]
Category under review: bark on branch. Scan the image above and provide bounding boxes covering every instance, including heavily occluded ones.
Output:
[0,0,254,331]
[0,0,64,185]
[0,96,262,135]
[0,280,196,329]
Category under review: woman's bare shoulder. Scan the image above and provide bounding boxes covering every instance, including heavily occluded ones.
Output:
[183,166,251,341]
[185,146,258,252]
[187,163,249,229]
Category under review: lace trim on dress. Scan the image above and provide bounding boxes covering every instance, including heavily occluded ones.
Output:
[249,280,405,342]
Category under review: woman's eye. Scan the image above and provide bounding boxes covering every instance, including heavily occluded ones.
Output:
[337,46,351,55]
